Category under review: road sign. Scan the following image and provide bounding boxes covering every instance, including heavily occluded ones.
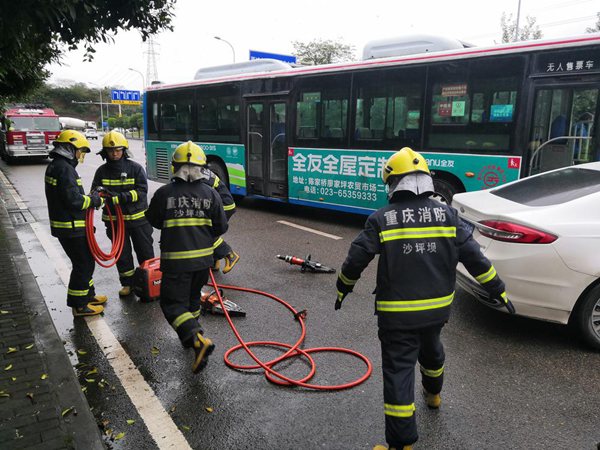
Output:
[110,90,141,105]
[249,50,296,64]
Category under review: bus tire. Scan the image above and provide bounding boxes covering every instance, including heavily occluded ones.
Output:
[431,178,459,204]
[572,284,600,351]
[208,160,229,188]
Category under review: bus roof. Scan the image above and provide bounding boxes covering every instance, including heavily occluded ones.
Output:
[148,34,600,92]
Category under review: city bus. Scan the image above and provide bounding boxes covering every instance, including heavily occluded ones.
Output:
[144,34,600,214]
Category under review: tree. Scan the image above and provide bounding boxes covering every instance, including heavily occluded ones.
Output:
[292,39,356,65]
[586,12,600,33]
[500,13,543,43]
[0,1,175,105]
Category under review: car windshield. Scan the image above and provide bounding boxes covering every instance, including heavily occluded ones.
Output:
[492,167,600,206]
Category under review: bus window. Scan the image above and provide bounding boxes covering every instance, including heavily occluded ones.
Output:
[294,74,350,146]
[426,57,524,153]
[197,85,240,143]
[160,89,194,141]
[352,67,425,148]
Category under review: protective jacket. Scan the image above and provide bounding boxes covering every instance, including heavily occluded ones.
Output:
[91,157,149,228]
[200,167,236,220]
[337,192,505,330]
[146,179,228,273]
[45,154,102,238]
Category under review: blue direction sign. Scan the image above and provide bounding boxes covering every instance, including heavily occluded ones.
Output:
[110,89,141,105]
[249,50,296,64]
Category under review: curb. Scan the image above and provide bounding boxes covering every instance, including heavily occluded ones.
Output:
[0,176,104,449]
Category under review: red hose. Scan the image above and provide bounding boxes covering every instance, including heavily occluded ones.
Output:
[85,195,125,268]
[208,270,372,390]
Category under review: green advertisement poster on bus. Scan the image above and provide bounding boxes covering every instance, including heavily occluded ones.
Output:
[288,148,521,214]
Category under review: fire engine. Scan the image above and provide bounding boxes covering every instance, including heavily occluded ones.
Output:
[0,107,61,164]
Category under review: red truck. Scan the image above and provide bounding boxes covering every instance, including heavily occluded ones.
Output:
[0,107,61,164]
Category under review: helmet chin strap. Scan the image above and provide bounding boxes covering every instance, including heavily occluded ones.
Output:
[387,172,434,199]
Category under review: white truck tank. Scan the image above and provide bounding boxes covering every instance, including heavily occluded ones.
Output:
[59,117,86,130]
[362,35,472,60]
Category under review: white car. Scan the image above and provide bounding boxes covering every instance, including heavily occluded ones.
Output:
[452,162,600,349]
[84,129,98,140]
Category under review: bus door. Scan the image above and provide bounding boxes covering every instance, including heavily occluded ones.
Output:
[528,80,600,175]
[245,97,288,199]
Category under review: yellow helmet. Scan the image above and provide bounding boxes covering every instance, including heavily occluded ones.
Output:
[382,147,430,184]
[171,141,207,168]
[54,130,90,153]
[102,131,129,150]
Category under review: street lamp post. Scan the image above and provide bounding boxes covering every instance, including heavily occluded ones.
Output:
[88,82,104,132]
[214,36,235,63]
[128,68,146,92]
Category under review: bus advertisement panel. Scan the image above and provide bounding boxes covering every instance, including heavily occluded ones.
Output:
[146,140,247,196]
[288,148,521,214]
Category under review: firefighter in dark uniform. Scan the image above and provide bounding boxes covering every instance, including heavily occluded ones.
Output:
[91,131,154,296]
[44,130,107,316]
[335,148,516,450]
[184,143,239,274]
[146,141,228,373]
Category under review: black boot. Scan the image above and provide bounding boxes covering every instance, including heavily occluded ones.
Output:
[192,332,215,373]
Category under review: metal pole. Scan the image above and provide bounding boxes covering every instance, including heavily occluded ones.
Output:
[514,0,522,42]
[214,36,235,63]
[88,82,104,132]
[128,68,146,92]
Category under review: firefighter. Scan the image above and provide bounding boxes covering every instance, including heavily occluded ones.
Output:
[145,141,228,373]
[335,148,516,450]
[91,131,154,297]
[44,130,106,316]
[185,142,239,274]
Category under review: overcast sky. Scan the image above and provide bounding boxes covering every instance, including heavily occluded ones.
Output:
[47,0,600,91]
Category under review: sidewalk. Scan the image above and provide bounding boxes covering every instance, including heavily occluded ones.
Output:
[0,180,104,449]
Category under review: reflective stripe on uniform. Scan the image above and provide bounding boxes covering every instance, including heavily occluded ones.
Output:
[162,218,212,228]
[384,403,415,418]
[101,178,135,186]
[192,309,201,318]
[223,203,236,211]
[379,226,456,242]
[74,220,86,228]
[172,312,195,330]
[213,237,224,249]
[103,210,147,221]
[119,269,135,278]
[68,288,89,297]
[420,364,444,378]
[213,177,220,189]
[81,195,91,210]
[50,220,73,229]
[376,292,454,312]
[129,190,138,202]
[162,247,214,260]
[501,291,508,304]
[89,279,94,287]
[44,176,57,186]
[475,265,497,284]
[76,179,83,186]
[339,271,357,286]
[112,196,120,205]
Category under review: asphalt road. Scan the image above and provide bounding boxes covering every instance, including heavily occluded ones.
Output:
[1,139,599,450]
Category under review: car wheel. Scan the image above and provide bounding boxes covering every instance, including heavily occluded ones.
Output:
[573,284,600,350]
[431,178,460,204]
[207,160,229,189]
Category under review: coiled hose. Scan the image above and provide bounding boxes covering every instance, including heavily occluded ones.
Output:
[85,195,125,268]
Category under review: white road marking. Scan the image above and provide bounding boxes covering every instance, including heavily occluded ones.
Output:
[1,172,192,450]
[277,220,343,240]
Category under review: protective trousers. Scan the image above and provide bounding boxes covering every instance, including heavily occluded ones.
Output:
[213,237,232,260]
[105,223,154,286]
[378,324,445,448]
[159,269,209,347]
[58,236,96,308]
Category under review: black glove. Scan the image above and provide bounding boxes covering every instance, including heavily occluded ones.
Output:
[90,193,104,209]
[334,291,348,311]
[496,292,516,314]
